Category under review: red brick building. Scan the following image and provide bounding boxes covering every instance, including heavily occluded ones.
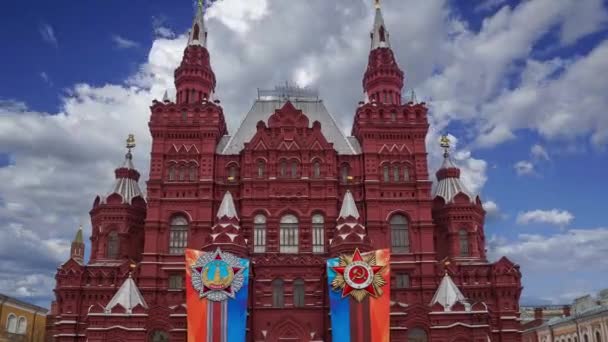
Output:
[46,2,522,341]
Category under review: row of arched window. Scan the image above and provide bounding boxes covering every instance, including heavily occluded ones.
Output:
[382,164,410,182]
[168,164,198,182]
[225,162,353,182]
[550,332,603,342]
[271,278,305,308]
[5,314,27,335]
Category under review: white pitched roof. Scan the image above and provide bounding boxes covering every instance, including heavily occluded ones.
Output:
[216,191,238,220]
[101,153,144,205]
[105,274,148,314]
[338,190,360,220]
[434,156,475,204]
[430,273,466,311]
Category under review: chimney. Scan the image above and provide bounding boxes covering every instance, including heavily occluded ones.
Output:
[534,308,543,320]
[562,305,571,317]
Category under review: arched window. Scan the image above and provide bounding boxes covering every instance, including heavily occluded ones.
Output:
[179,166,186,181]
[585,334,589,342]
[312,214,324,253]
[169,216,188,254]
[168,165,176,181]
[393,165,400,182]
[291,161,298,178]
[149,330,170,342]
[107,231,120,258]
[403,166,410,181]
[6,314,17,333]
[379,26,386,42]
[294,279,305,308]
[228,165,237,180]
[189,165,197,181]
[459,229,469,257]
[341,164,350,182]
[390,215,409,252]
[383,164,390,182]
[280,214,299,253]
[272,279,284,308]
[253,214,267,253]
[596,332,601,342]
[407,328,428,342]
[280,160,287,177]
[17,317,26,334]
[313,161,321,178]
[257,160,265,178]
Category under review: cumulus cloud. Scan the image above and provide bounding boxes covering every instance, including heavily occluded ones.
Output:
[152,15,176,39]
[39,23,58,47]
[514,160,535,176]
[483,200,505,221]
[112,35,140,49]
[531,144,550,161]
[516,209,574,227]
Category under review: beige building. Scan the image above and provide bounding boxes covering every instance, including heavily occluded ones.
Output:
[523,290,608,342]
[0,294,48,342]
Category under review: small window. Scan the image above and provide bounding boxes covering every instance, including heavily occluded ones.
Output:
[393,165,399,182]
[312,214,324,253]
[383,165,390,182]
[390,215,409,252]
[313,161,321,178]
[17,316,26,334]
[294,279,305,308]
[150,330,170,342]
[107,231,120,258]
[257,160,265,178]
[291,161,298,178]
[395,273,410,289]
[280,160,287,177]
[391,111,396,121]
[169,274,183,289]
[280,215,299,253]
[253,214,267,253]
[272,279,284,308]
[192,24,200,41]
[189,165,197,181]
[168,165,176,181]
[596,332,601,342]
[6,314,17,333]
[459,230,469,257]
[403,167,410,181]
[341,164,350,182]
[179,166,186,181]
[169,216,189,254]
[229,165,237,180]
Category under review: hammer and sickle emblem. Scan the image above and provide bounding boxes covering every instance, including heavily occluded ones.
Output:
[352,268,366,280]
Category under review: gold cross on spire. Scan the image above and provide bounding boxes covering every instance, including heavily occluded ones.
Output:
[439,134,450,157]
[198,0,204,11]
[126,134,136,151]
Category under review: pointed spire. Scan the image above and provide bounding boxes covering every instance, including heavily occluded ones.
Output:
[105,273,148,314]
[216,191,238,220]
[409,89,417,104]
[73,225,84,244]
[188,0,208,47]
[371,0,390,50]
[430,272,467,311]
[70,225,85,264]
[338,190,360,220]
[163,90,170,103]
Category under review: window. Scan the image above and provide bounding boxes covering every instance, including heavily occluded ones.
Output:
[107,231,120,258]
[395,273,410,289]
[228,165,237,180]
[403,167,410,181]
[596,332,601,342]
[312,214,325,253]
[459,230,469,257]
[257,160,265,178]
[393,165,400,182]
[189,165,197,181]
[168,165,175,181]
[390,215,409,252]
[179,166,186,181]
[391,111,396,121]
[169,216,188,254]
[341,164,350,182]
[272,279,284,308]
[17,317,26,334]
[253,214,267,253]
[585,335,589,342]
[280,160,287,177]
[383,165,390,182]
[313,161,321,178]
[193,24,200,41]
[294,279,305,308]
[407,328,428,342]
[150,330,170,342]
[291,161,298,178]
[169,274,183,289]
[6,314,17,333]
[280,215,299,253]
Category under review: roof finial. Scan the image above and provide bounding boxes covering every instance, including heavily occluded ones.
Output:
[440,134,451,158]
[410,89,417,103]
[374,0,381,9]
[125,134,136,160]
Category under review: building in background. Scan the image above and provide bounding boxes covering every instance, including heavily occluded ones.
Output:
[0,294,47,342]
[522,290,608,342]
[45,1,522,341]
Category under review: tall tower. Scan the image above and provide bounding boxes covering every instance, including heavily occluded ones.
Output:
[70,225,85,264]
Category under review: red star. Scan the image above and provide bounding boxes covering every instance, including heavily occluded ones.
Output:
[332,248,383,299]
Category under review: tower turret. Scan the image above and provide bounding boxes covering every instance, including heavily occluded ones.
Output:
[202,191,248,256]
[329,190,371,256]
[70,225,85,264]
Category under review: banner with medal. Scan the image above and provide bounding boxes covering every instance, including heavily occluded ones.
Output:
[186,248,249,342]
[327,248,390,342]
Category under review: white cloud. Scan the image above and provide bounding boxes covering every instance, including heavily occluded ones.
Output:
[483,200,505,221]
[40,72,52,86]
[39,23,58,47]
[112,35,140,49]
[531,144,550,161]
[514,160,534,176]
[516,209,574,227]
[152,15,176,39]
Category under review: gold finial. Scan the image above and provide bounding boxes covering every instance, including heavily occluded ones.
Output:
[374,0,381,9]
[440,134,450,157]
[126,134,136,151]
[198,0,204,11]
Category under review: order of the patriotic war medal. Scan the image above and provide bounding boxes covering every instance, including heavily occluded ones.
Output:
[332,248,386,302]
[191,248,245,302]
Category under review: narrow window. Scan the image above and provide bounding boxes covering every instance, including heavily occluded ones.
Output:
[403,167,410,181]
[17,317,26,334]
[272,279,284,308]
[150,330,170,342]
[379,26,386,42]
[280,160,287,177]
[280,215,299,253]
[6,314,17,333]
[390,215,409,252]
[294,279,305,308]
[596,332,601,342]
[291,161,298,178]
[383,164,390,182]
[169,216,188,254]
[189,165,197,181]
[179,166,186,181]
[391,111,396,121]
[313,161,321,178]
[341,164,350,182]
[253,214,267,253]
[312,214,325,253]
[229,165,237,180]
[393,165,400,182]
[459,229,469,257]
[107,231,120,258]
[168,165,175,181]
[169,274,183,289]
[192,24,200,41]
[395,273,410,289]
[257,160,265,178]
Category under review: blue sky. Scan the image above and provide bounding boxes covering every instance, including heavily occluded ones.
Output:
[0,0,607,308]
